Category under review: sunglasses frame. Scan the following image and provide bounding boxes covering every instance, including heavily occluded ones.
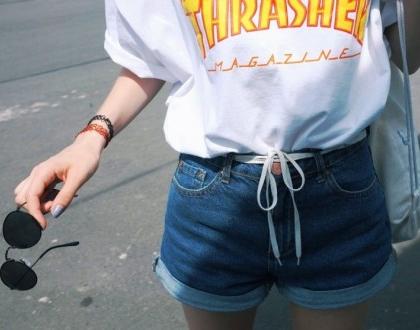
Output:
[1,204,79,290]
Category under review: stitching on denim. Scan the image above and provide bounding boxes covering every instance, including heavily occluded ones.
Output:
[267,235,271,273]
[285,199,292,252]
[179,159,202,173]
[178,159,206,181]
[172,172,223,197]
[230,171,261,181]
[203,159,263,181]
[274,206,283,257]
[324,139,366,169]
[325,171,378,199]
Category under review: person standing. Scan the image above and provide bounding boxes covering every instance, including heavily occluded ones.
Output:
[14,1,419,329]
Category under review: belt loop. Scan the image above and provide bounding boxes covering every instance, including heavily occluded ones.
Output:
[221,153,234,184]
[313,150,328,183]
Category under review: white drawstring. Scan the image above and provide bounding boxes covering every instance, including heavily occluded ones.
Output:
[233,130,368,267]
[256,150,306,266]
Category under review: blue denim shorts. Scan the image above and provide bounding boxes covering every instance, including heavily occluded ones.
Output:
[152,135,398,312]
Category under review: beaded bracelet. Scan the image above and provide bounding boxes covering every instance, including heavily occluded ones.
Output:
[75,123,110,148]
[87,114,114,140]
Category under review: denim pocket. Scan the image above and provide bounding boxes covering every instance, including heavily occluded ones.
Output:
[172,154,223,196]
[325,143,378,198]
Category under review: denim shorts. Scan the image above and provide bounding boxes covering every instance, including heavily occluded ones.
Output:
[152,135,398,312]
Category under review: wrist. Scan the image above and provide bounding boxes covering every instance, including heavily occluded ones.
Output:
[73,125,107,154]
[74,114,115,153]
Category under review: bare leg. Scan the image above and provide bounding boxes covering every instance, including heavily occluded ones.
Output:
[289,300,371,330]
[181,303,258,330]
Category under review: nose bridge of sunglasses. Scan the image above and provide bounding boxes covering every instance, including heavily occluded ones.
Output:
[5,248,32,267]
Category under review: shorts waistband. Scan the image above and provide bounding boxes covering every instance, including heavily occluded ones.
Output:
[233,129,368,164]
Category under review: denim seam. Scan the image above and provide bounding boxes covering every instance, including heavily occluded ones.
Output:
[323,139,366,169]
[267,234,271,273]
[325,170,379,199]
[285,199,292,253]
[154,256,268,312]
[210,164,320,183]
[172,172,223,197]
[177,160,208,188]
[179,159,202,175]
[204,159,263,181]
[280,250,397,309]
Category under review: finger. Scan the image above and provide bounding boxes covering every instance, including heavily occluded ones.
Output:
[15,193,27,209]
[25,167,58,230]
[40,184,61,203]
[50,168,85,218]
[39,187,79,214]
[14,165,41,210]
[15,163,44,196]
[18,187,80,215]
[14,176,36,210]
[14,177,30,196]
[39,184,61,214]
[41,188,79,205]
[15,175,54,214]
[41,200,54,214]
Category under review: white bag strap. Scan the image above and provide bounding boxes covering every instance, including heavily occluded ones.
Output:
[396,0,419,200]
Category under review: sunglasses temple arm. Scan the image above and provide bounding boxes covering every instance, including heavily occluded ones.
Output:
[7,242,79,291]
[30,241,80,269]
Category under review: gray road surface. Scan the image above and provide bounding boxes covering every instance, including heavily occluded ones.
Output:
[0,1,419,329]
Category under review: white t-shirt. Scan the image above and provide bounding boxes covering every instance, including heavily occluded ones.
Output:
[104,0,397,157]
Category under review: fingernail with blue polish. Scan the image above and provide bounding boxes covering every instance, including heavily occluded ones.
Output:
[51,205,64,218]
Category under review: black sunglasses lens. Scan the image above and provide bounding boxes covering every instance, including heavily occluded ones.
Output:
[0,260,37,290]
[2,211,42,248]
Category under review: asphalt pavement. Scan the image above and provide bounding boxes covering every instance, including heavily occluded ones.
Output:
[0,1,419,329]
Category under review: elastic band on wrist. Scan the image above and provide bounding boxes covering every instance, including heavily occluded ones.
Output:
[75,123,110,148]
[88,114,114,140]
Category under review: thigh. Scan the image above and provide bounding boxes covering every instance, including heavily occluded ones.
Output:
[182,303,258,330]
[289,300,370,330]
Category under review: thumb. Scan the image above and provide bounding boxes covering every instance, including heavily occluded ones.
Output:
[51,170,84,218]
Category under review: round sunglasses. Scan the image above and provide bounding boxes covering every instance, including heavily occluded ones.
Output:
[1,202,79,291]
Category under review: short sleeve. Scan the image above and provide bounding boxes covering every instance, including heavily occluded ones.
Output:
[104,0,177,82]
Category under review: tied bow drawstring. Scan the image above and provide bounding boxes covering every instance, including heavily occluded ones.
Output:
[256,150,306,266]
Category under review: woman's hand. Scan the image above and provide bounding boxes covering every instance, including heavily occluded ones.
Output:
[12,68,165,230]
[13,133,106,230]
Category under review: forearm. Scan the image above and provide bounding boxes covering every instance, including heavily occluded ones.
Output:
[384,0,420,74]
[74,67,165,153]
